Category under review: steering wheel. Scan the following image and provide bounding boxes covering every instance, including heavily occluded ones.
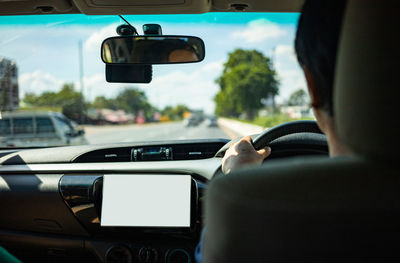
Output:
[215,120,328,159]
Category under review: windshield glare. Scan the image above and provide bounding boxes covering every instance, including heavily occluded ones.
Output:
[0,13,313,148]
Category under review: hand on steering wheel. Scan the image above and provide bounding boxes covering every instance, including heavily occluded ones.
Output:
[221,136,271,174]
[216,120,326,174]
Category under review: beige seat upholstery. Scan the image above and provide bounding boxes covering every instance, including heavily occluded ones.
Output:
[203,0,400,262]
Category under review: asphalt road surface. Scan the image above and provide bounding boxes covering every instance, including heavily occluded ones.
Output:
[84,121,230,145]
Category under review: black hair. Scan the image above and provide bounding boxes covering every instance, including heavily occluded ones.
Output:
[295,0,347,116]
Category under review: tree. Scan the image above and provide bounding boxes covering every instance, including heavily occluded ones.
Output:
[116,88,149,113]
[162,104,190,120]
[23,83,86,123]
[91,88,157,120]
[287,89,309,106]
[214,49,279,120]
[23,85,158,123]
[92,96,118,110]
[115,88,156,119]
[58,84,86,122]
[23,93,42,106]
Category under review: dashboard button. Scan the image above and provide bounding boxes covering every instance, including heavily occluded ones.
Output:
[138,247,158,263]
[166,249,190,263]
[106,245,132,263]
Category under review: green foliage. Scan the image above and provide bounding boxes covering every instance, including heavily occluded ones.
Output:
[253,114,293,127]
[92,96,117,110]
[23,83,86,122]
[92,89,191,121]
[161,104,190,120]
[236,114,314,128]
[287,89,309,106]
[116,88,153,117]
[215,49,279,120]
[91,88,156,119]
[23,84,189,123]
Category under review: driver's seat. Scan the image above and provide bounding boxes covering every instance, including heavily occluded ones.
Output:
[203,0,400,262]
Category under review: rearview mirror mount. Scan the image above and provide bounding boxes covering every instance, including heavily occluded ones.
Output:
[105,64,152,83]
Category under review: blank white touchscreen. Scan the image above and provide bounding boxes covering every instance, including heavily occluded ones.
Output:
[101,174,191,227]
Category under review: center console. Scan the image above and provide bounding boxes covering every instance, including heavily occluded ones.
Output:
[59,174,204,263]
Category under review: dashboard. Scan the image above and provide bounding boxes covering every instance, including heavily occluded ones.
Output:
[0,139,226,263]
[0,136,328,263]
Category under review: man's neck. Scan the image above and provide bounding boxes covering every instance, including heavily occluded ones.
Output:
[316,112,349,157]
[326,131,348,157]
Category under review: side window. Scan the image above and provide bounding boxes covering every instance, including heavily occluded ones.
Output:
[0,119,11,135]
[36,117,56,134]
[54,116,73,134]
[13,118,34,134]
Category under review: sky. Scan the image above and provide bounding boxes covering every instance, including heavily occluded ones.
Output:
[0,13,306,114]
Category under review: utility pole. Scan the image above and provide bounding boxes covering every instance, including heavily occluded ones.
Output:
[78,40,85,124]
[271,46,277,112]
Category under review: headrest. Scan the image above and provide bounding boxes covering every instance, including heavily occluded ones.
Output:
[334,0,400,161]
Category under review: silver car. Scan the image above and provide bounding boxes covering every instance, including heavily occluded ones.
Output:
[0,111,88,147]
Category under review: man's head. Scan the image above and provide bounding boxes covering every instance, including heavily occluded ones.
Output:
[295,0,347,117]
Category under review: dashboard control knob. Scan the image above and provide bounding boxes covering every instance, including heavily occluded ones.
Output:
[106,245,132,263]
[166,249,190,263]
[138,247,158,263]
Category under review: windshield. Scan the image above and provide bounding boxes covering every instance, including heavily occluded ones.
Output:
[0,13,312,148]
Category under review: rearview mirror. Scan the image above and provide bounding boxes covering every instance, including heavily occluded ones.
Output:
[101,36,205,64]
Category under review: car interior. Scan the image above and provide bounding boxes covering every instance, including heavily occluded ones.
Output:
[0,0,398,262]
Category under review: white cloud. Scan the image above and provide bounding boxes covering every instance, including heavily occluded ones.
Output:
[19,70,138,103]
[202,60,224,73]
[80,73,131,101]
[19,71,64,96]
[275,45,297,62]
[84,24,117,53]
[144,60,224,113]
[272,45,307,103]
[231,19,286,43]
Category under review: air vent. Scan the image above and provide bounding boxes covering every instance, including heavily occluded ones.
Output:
[172,143,224,160]
[74,147,131,162]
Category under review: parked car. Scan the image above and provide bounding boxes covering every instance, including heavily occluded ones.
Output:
[0,111,88,147]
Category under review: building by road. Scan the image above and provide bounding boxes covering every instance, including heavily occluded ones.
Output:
[87,108,135,125]
[0,57,19,112]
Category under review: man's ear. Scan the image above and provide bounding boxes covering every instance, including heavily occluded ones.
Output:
[303,66,320,108]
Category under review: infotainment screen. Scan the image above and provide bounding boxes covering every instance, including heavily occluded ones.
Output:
[101,174,192,227]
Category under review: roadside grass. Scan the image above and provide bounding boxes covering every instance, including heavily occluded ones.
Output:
[234,114,315,128]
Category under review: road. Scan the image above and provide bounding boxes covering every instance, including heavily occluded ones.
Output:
[84,121,231,145]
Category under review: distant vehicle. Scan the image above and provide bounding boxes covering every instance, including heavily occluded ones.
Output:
[0,111,88,147]
[206,116,218,127]
[184,116,197,127]
[184,116,203,127]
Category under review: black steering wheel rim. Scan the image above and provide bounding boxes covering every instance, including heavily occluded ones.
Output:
[215,120,325,157]
[252,120,323,150]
